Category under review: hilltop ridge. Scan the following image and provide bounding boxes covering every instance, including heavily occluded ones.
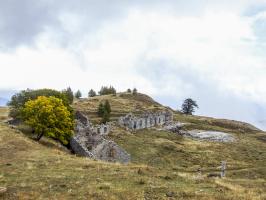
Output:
[73,92,260,133]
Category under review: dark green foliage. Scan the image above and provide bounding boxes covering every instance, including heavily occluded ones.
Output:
[127,89,132,93]
[97,100,111,123]
[97,102,105,117]
[102,110,110,124]
[181,98,199,115]
[98,86,116,95]
[88,89,97,97]
[104,100,111,114]
[75,90,82,99]
[8,88,73,119]
[62,87,74,104]
[133,88,137,95]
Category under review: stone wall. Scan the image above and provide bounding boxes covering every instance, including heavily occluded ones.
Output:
[92,124,110,136]
[70,112,130,164]
[118,111,173,130]
[75,111,111,136]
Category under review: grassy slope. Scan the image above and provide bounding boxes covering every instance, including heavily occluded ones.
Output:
[1,94,266,199]
[73,93,169,124]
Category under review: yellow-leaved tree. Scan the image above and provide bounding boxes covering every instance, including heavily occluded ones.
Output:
[22,96,74,145]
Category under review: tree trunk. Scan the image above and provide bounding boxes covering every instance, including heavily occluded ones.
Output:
[36,132,44,141]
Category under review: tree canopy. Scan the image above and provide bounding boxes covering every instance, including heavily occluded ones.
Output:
[62,87,74,104]
[75,90,82,99]
[88,89,97,97]
[132,88,137,95]
[97,100,111,123]
[98,86,116,95]
[22,96,74,145]
[8,88,72,119]
[181,98,199,115]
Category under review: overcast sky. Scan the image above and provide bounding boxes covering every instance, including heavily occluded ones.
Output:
[1,0,266,129]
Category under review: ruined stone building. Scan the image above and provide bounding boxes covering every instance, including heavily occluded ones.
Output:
[118,111,173,130]
[70,112,130,164]
[75,111,110,135]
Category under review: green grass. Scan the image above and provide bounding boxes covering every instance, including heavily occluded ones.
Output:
[1,92,266,199]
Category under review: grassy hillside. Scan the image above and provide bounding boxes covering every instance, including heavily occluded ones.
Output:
[73,92,170,123]
[1,94,266,199]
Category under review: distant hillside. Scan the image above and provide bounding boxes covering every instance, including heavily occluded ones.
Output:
[73,92,260,133]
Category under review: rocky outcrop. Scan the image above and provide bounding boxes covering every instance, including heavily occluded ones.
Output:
[158,122,185,133]
[70,112,130,164]
[185,130,235,142]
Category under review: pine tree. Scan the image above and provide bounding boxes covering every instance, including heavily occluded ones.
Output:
[88,89,97,97]
[97,100,111,123]
[181,98,199,115]
[133,88,137,95]
[62,87,74,104]
[104,100,111,114]
[75,90,82,99]
[97,102,105,117]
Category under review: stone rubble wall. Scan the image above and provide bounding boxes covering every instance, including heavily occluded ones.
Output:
[92,140,131,163]
[118,111,173,130]
[70,112,131,164]
[76,111,111,136]
[70,137,95,158]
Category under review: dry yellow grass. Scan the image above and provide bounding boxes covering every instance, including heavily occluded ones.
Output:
[73,93,169,123]
[1,92,266,199]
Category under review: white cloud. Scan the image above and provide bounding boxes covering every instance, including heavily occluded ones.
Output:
[0,1,266,128]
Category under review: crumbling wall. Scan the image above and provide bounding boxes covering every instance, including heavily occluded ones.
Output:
[70,112,130,164]
[118,111,173,130]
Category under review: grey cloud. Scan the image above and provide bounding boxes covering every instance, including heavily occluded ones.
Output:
[0,0,214,51]
[0,0,61,50]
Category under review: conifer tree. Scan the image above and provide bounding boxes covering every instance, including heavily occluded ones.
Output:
[88,89,97,97]
[75,90,82,99]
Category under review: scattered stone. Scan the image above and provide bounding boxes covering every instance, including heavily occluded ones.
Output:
[166,191,175,197]
[159,122,185,133]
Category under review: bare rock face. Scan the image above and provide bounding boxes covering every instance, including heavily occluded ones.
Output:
[162,121,235,143]
[184,130,235,142]
[70,112,130,164]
